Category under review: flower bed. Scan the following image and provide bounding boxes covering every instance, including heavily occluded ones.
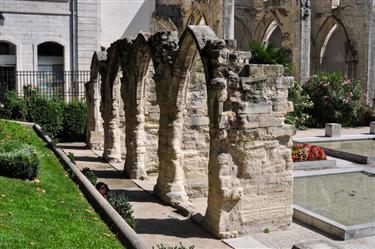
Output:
[292,144,327,162]
[292,144,336,170]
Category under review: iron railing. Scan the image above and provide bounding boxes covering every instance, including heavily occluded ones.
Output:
[0,70,91,102]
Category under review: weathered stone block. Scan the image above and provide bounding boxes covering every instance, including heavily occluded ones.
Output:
[325,123,341,137]
[370,121,375,134]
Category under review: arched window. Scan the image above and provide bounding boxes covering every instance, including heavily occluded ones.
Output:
[37,42,64,72]
[37,42,65,96]
[263,21,283,48]
[320,24,346,73]
[0,41,17,98]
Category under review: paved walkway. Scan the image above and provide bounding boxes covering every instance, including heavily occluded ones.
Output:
[58,126,375,249]
[59,143,230,249]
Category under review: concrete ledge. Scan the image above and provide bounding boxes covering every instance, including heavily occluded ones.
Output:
[293,167,375,240]
[293,204,375,240]
[292,159,336,170]
[294,134,375,144]
[0,119,34,127]
[33,124,147,249]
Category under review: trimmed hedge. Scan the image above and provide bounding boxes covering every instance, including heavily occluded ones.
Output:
[62,101,87,142]
[0,91,28,121]
[0,90,87,141]
[28,94,64,138]
[0,141,39,180]
[107,192,137,229]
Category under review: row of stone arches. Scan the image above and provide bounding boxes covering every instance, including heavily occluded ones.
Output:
[86,25,295,238]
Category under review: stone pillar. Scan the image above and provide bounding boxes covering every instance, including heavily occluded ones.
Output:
[367,0,375,105]
[300,0,311,84]
[101,53,123,163]
[117,36,151,179]
[154,107,189,205]
[86,51,106,150]
[150,32,190,206]
[204,51,295,237]
[223,0,235,40]
[85,75,104,150]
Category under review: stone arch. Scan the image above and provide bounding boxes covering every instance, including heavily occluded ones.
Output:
[234,16,252,50]
[86,51,106,151]
[312,18,357,77]
[101,46,126,163]
[186,6,209,27]
[116,33,153,179]
[254,12,282,43]
[152,25,219,206]
[152,16,179,33]
[263,20,283,48]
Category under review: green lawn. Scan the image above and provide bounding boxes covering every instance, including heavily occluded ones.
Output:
[0,120,124,248]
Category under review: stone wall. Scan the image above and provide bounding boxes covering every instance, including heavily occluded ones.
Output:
[234,0,301,79]
[143,62,160,173]
[181,57,210,198]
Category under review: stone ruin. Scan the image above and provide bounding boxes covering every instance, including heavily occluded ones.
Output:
[85,25,296,238]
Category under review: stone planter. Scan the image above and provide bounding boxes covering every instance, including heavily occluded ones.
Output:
[292,159,336,170]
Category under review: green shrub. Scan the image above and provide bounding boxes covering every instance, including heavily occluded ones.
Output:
[107,192,137,229]
[28,94,64,138]
[249,41,291,74]
[285,81,313,129]
[153,243,195,249]
[0,141,39,180]
[61,101,87,142]
[81,167,97,185]
[67,152,75,164]
[303,72,370,127]
[0,91,28,121]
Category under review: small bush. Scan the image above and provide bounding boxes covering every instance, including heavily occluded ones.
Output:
[249,41,291,74]
[303,72,370,127]
[292,144,327,162]
[0,141,39,180]
[67,152,75,164]
[81,167,97,185]
[286,82,313,129]
[28,94,64,138]
[107,192,137,229]
[61,101,87,142]
[153,243,195,249]
[0,91,28,121]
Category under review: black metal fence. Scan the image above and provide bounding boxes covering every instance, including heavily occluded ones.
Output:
[0,70,91,102]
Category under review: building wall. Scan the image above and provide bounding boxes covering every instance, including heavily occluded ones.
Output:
[103,0,155,45]
[234,0,301,79]
[310,0,371,91]
[77,0,100,71]
[0,0,71,71]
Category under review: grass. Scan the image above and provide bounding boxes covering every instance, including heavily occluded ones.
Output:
[0,120,124,248]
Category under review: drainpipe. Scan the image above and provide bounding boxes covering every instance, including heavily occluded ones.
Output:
[69,0,78,102]
[70,0,78,72]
